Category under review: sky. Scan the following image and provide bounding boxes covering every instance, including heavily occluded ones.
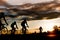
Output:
[1,0,60,33]
[5,17,60,32]
[5,0,54,5]
[2,0,60,31]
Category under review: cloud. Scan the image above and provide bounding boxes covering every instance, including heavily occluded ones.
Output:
[6,0,53,5]
[4,10,60,20]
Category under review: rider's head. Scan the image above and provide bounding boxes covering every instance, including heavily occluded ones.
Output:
[14,21,16,24]
[24,18,27,21]
[1,12,4,15]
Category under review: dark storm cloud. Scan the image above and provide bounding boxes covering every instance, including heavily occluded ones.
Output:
[4,9,60,20]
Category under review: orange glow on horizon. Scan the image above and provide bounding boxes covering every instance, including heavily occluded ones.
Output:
[47,33,56,37]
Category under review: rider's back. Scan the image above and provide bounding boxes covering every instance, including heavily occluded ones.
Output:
[0,12,4,19]
[21,20,26,26]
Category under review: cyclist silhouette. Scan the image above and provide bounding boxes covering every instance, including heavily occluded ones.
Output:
[0,12,8,31]
[21,19,29,34]
[11,21,18,34]
[39,26,43,33]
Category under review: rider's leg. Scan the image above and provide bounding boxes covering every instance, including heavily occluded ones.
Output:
[24,27,26,34]
[22,27,24,34]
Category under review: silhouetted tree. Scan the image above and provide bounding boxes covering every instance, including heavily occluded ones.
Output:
[53,25,58,33]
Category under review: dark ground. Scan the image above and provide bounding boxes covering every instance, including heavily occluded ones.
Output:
[1,32,60,40]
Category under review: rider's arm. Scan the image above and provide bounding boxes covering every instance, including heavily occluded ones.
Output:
[16,23,18,29]
[3,16,8,25]
[26,21,29,28]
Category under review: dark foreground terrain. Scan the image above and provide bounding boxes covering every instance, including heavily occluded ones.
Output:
[1,32,60,40]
